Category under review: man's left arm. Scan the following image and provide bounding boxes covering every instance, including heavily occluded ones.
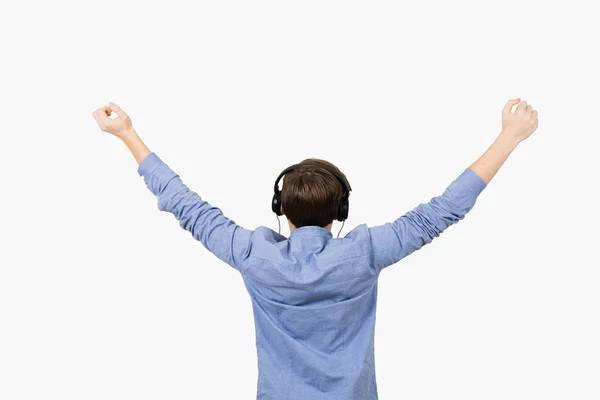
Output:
[92,102,253,271]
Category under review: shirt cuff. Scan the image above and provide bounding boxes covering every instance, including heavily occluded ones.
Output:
[137,152,162,177]
[456,167,487,197]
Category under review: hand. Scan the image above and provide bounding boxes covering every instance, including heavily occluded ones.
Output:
[500,98,539,144]
[92,102,135,139]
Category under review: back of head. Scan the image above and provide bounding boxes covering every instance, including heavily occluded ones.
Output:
[281,158,351,228]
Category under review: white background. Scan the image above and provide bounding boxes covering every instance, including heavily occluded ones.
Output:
[1,1,598,399]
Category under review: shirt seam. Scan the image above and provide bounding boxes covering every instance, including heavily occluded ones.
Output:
[245,255,289,270]
[244,253,368,271]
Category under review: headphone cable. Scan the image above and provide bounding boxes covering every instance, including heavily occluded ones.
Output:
[276,215,281,236]
[337,220,345,239]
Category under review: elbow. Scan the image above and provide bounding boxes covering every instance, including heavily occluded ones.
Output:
[403,210,441,241]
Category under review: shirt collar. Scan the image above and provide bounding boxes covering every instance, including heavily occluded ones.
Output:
[289,226,333,238]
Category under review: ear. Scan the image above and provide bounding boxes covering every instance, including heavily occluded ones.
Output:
[280,204,284,215]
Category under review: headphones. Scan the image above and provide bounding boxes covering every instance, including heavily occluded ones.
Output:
[272,162,351,222]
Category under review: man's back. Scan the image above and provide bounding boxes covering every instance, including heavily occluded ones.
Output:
[241,225,380,399]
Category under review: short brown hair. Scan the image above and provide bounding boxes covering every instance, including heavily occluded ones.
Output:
[280,158,351,228]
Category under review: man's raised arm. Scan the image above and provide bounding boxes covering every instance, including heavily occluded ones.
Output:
[92,102,253,271]
[369,98,539,271]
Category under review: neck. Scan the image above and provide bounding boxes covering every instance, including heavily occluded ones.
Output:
[288,221,333,232]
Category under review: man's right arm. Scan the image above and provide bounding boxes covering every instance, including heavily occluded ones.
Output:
[369,98,539,271]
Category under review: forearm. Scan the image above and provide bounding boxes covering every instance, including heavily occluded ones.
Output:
[469,132,520,185]
[121,128,151,165]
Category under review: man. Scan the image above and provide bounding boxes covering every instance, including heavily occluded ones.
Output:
[92,98,538,399]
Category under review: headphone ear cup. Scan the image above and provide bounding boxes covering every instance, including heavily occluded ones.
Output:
[272,193,282,215]
[337,197,349,221]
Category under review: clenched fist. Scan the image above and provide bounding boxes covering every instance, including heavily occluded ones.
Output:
[92,102,134,139]
[500,98,539,144]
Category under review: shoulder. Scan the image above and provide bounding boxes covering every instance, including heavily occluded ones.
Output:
[251,225,288,244]
[341,223,371,242]
[335,223,372,254]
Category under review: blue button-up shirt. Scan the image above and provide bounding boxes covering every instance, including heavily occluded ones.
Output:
[138,152,487,399]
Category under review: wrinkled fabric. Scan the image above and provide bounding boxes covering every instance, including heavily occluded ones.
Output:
[138,152,487,399]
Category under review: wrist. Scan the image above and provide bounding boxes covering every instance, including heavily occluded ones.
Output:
[497,130,520,152]
[120,128,138,143]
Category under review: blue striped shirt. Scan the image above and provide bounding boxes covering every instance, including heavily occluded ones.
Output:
[138,152,487,399]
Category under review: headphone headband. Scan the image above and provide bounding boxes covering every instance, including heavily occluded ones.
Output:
[273,162,351,194]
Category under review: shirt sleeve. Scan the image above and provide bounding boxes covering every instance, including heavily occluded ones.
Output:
[368,167,487,271]
[137,152,253,272]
